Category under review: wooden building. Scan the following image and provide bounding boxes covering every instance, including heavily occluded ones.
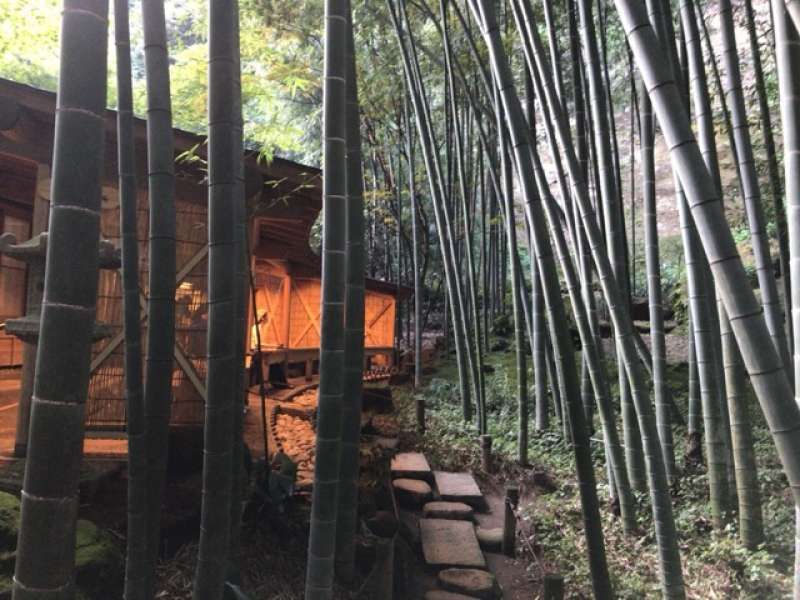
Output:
[0,78,402,435]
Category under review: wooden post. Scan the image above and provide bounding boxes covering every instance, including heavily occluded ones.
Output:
[305,358,313,381]
[502,484,519,557]
[14,163,49,457]
[480,434,492,473]
[543,574,565,599]
[281,270,291,347]
[416,397,425,433]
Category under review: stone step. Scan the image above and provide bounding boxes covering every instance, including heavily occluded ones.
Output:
[391,451,432,482]
[433,471,485,509]
[393,478,433,509]
[438,568,500,599]
[420,519,486,569]
[474,526,503,552]
[423,501,474,521]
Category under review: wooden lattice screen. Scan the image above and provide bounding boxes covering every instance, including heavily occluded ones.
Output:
[86,187,208,430]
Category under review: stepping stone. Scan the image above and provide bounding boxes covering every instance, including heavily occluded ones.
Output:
[423,501,474,521]
[393,478,433,508]
[420,519,486,569]
[474,526,503,552]
[438,568,499,599]
[425,592,477,600]
[391,452,432,481]
[434,471,485,509]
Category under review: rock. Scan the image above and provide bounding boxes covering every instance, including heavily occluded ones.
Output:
[438,568,499,599]
[420,519,485,569]
[391,452,432,482]
[425,591,477,600]
[74,519,123,600]
[474,526,503,552]
[423,501,474,521]
[0,493,19,551]
[433,471,485,510]
[393,479,433,508]
[398,510,421,548]
[366,510,398,538]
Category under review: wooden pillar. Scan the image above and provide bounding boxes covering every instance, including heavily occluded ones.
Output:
[502,484,519,557]
[14,163,49,457]
[281,271,291,348]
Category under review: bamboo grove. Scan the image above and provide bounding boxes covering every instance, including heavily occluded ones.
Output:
[11,0,800,597]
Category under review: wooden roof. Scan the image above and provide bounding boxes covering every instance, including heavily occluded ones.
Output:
[0,78,407,297]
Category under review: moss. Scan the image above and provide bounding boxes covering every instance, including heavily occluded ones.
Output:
[74,520,123,600]
[0,493,19,552]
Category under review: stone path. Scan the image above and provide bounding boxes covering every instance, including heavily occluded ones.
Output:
[391,451,432,481]
[391,452,502,599]
[420,519,486,568]
[434,470,485,509]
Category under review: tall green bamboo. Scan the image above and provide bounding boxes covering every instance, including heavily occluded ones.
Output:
[531,246,547,431]
[719,0,792,385]
[405,95,423,390]
[12,2,108,597]
[193,1,238,595]
[744,0,792,357]
[229,0,247,574]
[441,0,486,430]
[681,0,762,544]
[334,0,366,580]
[784,0,800,46]
[472,0,613,593]
[638,82,675,486]
[576,0,646,493]
[679,188,732,529]
[389,0,473,424]
[141,1,177,594]
[114,0,147,597]
[616,0,800,541]
[305,0,348,592]
[512,0,636,529]
[770,0,800,590]
[518,5,686,594]
[497,96,528,464]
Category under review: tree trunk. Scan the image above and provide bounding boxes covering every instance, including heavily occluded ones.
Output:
[770,0,800,591]
[618,0,800,546]
[193,2,239,596]
[12,2,108,597]
[472,0,613,593]
[639,83,675,486]
[334,1,367,580]
[305,0,348,592]
[114,0,147,596]
[141,1,178,594]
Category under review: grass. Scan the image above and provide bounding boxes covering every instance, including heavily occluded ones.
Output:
[395,343,794,599]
